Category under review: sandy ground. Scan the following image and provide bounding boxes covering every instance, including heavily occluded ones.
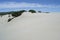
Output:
[0,12,60,40]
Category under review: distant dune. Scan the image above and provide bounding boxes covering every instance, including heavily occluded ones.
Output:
[0,12,60,40]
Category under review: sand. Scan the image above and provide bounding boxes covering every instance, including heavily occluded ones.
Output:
[0,12,60,40]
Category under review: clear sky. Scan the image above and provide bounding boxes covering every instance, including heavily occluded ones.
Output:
[0,0,60,12]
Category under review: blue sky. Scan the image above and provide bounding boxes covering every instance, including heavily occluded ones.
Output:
[0,0,60,12]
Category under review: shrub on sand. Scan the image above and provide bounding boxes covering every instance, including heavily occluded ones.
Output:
[8,18,14,22]
[11,10,26,17]
[29,10,36,13]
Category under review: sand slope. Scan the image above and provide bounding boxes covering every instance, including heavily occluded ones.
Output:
[0,12,60,40]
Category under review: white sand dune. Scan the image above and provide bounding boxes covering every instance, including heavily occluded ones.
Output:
[0,12,60,40]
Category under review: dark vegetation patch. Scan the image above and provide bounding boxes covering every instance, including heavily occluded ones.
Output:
[8,18,14,22]
[0,10,26,17]
[11,10,26,17]
[29,10,36,13]
[0,10,26,22]
[0,12,9,17]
